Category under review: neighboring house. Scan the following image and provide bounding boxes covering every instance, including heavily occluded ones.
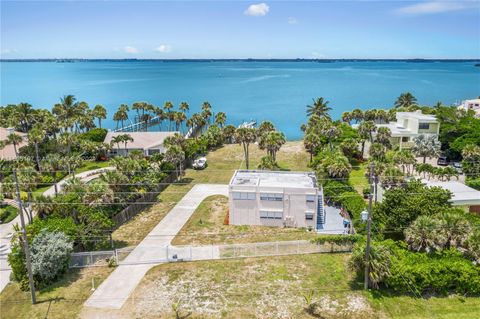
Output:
[422,180,480,214]
[457,98,480,118]
[353,111,440,150]
[0,127,28,160]
[228,170,325,230]
[103,131,178,156]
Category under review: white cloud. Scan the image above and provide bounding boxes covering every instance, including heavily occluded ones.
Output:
[244,3,269,17]
[395,1,469,15]
[123,46,139,54]
[155,44,172,53]
[287,17,298,24]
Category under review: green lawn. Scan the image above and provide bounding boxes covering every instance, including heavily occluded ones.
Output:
[0,267,113,319]
[75,160,111,174]
[349,160,369,195]
[172,195,318,245]
[0,205,18,224]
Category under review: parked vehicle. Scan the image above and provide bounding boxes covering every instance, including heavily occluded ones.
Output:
[452,162,463,174]
[437,155,448,166]
[193,157,207,170]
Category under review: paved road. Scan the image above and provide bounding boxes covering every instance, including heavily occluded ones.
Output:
[0,167,114,292]
[84,184,229,310]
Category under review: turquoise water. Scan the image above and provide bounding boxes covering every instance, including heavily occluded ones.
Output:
[1,61,479,139]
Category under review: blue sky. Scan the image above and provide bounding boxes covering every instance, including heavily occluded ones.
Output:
[1,1,479,59]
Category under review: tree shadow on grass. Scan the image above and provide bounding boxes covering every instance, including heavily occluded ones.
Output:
[37,269,82,294]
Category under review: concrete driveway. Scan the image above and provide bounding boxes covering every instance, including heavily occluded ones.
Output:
[84,184,229,310]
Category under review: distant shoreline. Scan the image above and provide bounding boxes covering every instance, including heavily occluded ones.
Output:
[1,58,480,63]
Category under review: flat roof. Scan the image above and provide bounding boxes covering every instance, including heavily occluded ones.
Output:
[230,170,317,188]
[396,111,437,122]
[104,131,179,149]
[422,180,480,206]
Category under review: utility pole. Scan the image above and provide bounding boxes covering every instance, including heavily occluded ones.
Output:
[364,162,375,290]
[13,169,36,304]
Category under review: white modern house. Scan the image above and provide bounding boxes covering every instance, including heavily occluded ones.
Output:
[457,98,480,118]
[228,170,325,230]
[103,131,178,156]
[353,111,440,150]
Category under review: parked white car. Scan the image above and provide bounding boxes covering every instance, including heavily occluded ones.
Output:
[193,157,207,170]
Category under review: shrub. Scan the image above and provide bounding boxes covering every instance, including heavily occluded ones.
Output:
[387,248,480,295]
[79,128,107,142]
[257,155,280,170]
[28,217,79,241]
[322,180,354,204]
[466,178,480,191]
[339,192,366,220]
[30,230,73,288]
[312,234,362,245]
[7,242,28,289]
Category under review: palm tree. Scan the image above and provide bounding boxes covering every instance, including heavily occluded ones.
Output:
[92,104,107,128]
[163,101,174,130]
[259,131,286,161]
[341,111,351,123]
[319,151,352,178]
[369,143,386,161]
[358,120,376,158]
[375,127,392,149]
[394,92,417,108]
[58,132,77,155]
[61,154,83,178]
[349,242,391,289]
[41,154,64,196]
[174,112,187,132]
[214,112,227,128]
[6,132,23,157]
[154,107,165,130]
[350,109,364,124]
[165,145,185,179]
[31,195,55,219]
[120,134,134,154]
[234,127,257,169]
[438,211,472,249]
[303,132,321,162]
[28,125,45,170]
[412,135,441,163]
[322,124,340,151]
[110,135,123,154]
[364,109,377,121]
[258,121,275,136]
[15,102,35,132]
[393,149,416,175]
[113,104,129,129]
[179,102,189,114]
[132,102,145,124]
[306,97,331,119]
[222,125,236,144]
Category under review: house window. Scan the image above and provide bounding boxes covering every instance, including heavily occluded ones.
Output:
[232,192,256,200]
[401,137,409,142]
[260,211,283,219]
[305,212,314,220]
[306,195,316,203]
[260,193,283,201]
[419,123,430,130]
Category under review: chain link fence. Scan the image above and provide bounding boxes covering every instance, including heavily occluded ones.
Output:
[69,240,354,268]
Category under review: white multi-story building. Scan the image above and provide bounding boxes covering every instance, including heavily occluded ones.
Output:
[457,98,480,118]
[353,111,440,150]
[228,170,325,230]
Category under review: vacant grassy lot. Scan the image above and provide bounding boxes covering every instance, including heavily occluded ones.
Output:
[75,160,111,174]
[0,267,113,319]
[172,195,318,245]
[122,253,480,319]
[349,160,369,195]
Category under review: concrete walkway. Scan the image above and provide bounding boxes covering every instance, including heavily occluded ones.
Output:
[316,206,345,235]
[0,166,114,292]
[84,184,228,310]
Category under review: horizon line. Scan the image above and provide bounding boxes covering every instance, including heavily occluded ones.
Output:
[1,58,480,62]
